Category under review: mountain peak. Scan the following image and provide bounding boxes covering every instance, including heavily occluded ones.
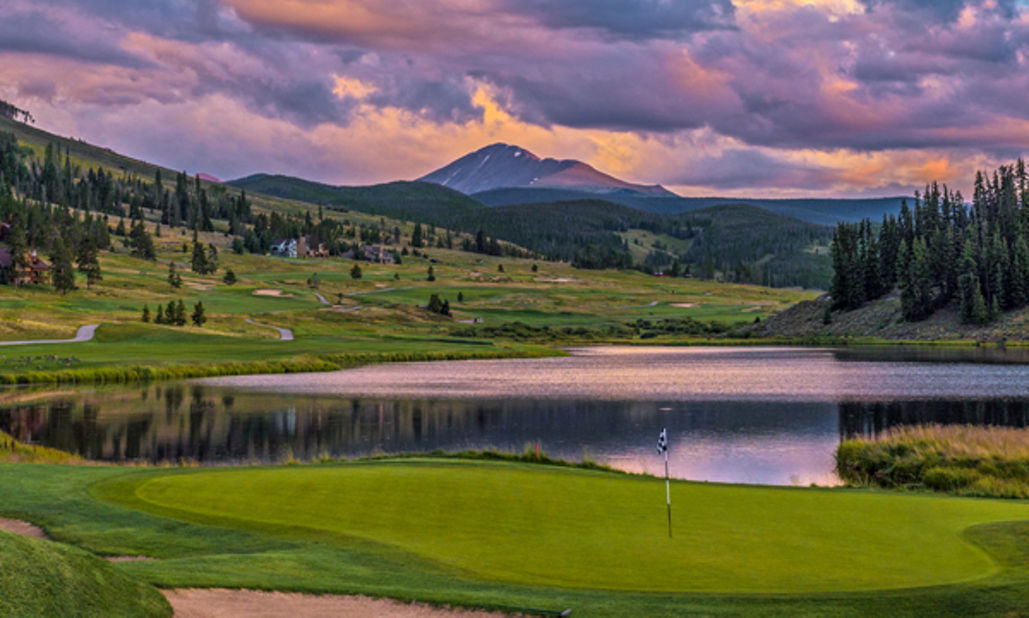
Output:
[419,144,675,197]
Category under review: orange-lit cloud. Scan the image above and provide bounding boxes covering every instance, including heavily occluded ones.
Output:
[0,0,1026,200]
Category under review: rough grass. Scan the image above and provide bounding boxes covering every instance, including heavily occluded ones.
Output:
[837,424,1029,498]
[0,531,171,617]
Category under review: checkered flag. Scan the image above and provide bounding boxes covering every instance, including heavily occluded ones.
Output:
[657,428,668,454]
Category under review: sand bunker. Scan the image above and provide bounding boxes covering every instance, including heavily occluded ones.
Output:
[162,589,511,618]
[669,303,698,308]
[0,517,47,539]
[253,289,294,297]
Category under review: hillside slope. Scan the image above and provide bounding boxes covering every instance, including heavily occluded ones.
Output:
[473,186,906,226]
[228,174,485,221]
[747,295,1029,341]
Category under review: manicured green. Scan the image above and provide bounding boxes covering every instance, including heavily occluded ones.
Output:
[0,531,171,617]
[2,459,1029,616]
[118,461,1026,593]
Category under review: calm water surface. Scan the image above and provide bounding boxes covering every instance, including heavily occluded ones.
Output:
[1,346,1027,485]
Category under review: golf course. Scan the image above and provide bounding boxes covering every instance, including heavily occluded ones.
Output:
[2,455,1028,616]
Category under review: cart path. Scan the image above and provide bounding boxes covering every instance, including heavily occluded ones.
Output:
[0,324,99,346]
[313,292,330,305]
[244,318,294,341]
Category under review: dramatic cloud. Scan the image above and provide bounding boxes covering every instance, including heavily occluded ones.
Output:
[0,0,1026,197]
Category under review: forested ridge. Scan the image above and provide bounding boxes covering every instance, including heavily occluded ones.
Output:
[829,161,1029,324]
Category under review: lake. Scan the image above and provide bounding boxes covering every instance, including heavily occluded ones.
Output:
[1,346,1027,485]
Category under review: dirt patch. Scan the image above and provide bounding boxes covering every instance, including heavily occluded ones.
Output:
[185,281,214,291]
[0,517,48,539]
[162,589,513,618]
[742,305,766,312]
[536,277,577,283]
[669,303,698,308]
[104,555,158,562]
[253,289,294,298]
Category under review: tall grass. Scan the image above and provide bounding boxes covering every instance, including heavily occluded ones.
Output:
[836,424,1029,498]
[0,430,80,464]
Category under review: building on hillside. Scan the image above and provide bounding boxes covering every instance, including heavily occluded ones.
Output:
[270,238,297,258]
[297,236,329,258]
[362,244,395,264]
[270,236,329,259]
[0,247,51,286]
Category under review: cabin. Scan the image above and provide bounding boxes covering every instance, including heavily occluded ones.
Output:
[297,236,329,258]
[362,245,395,264]
[0,247,51,286]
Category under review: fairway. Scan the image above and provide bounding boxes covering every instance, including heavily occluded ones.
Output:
[119,460,1029,594]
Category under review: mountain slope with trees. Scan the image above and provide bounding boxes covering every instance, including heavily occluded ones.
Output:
[749,160,1029,341]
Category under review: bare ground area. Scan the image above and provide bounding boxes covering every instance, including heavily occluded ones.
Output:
[162,589,511,618]
[0,516,47,539]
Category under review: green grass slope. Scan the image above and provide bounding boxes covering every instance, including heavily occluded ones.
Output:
[119,460,1027,593]
[0,531,171,617]
[3,460,1029,616]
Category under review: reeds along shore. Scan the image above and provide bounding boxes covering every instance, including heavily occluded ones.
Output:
[836,424,1029,499]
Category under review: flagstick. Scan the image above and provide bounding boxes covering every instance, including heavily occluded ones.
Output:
[664,448,672,538]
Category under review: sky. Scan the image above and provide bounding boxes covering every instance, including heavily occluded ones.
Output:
[1,0,1028,198]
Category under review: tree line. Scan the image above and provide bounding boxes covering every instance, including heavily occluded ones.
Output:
[829,160,1029,324]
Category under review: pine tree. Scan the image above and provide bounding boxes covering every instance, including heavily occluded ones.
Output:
[49,237,76,295]
[190,239,208,274]
[166,300,177,325]
[427,293,444,314]
[129,222,155,259]
[191,301,206,327]
[411,223,424,248]
[427,265,435,282]
[175,299,187,326]
[168,262,182,288]
[155,304,165,324]
[223,268,237,285]
[206,243,218,274]
[350,263,362,279]
[142,305,151,323]
[76,237,102,289]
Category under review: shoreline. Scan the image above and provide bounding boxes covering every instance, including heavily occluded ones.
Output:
[1,335,1025,387]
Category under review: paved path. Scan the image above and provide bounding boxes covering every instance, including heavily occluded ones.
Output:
[334,305,363,313]
[0,324,99,347]
[313,292,330,305]
[244,318,294,341]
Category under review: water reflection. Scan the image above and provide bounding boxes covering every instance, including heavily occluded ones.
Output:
[2,384,1027,485]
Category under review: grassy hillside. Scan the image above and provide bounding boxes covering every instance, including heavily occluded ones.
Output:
[0,531,171,617]
[228,170,833,286]
[747,293,1029,342]
[472,186,906,226]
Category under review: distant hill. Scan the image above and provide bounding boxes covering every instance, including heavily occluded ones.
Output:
[473,187,907,226]
[228,169,832,287]
[228,174,485,221]
[418,143,675,198]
